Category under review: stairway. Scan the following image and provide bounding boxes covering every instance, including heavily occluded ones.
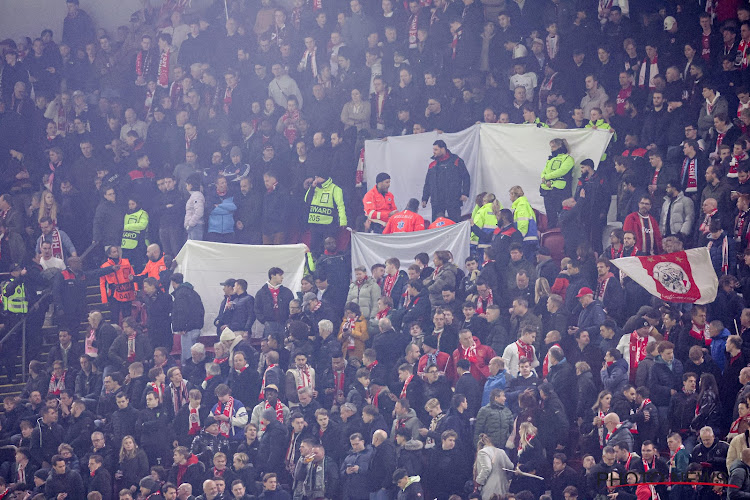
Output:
[0,283,108,399]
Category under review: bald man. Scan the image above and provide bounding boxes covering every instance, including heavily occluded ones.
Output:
[604,413,634,452]
[136,243,167,281]
[369,429,397,500]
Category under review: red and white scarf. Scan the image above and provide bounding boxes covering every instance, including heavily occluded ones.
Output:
[127,333,137,362]
[171,380,189,414]
[637,214,656,255]
[739,39,750,69]
[151,382,165,404]
[223,85,234,115]
[300,49,319,77]
[135,50,151,77]
[214,397,235,437]
[263,399,285,431]
[333,370,346,397]
[157,50,170,88]
[516,340,534,363]
[688,321,708,345]
[700,208,718,235]
[596,272,614,302]
[85,328,98,357]
[400,374,414,398]
[543,342,559,377]
[476,290,494,315]
[344,317,357,350]
[408,13,419,48]
[48,227,63,261]
[296,365,312,390]
[707,235,730,275]
[48,371,66,396]
[268,282,281,310]
[462,344,478,363]
[628,332,648,383]
[188,406,201,435]
[383,273,397,297]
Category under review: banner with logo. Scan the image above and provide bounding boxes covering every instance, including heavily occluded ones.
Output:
[611,248,719,304]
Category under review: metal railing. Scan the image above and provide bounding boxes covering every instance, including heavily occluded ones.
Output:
[0,241,100,382]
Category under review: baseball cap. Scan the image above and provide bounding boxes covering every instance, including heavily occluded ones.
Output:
[220,278,236,287]
[576,287,594,298]
[663,16,676,30]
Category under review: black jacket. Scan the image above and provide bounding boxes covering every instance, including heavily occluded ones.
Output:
[171,283,205,332]
[421,151,471,207]
[111,406,139,445]
[547,360,578,424]
[368,439,398,492]
[30,421,64,466]
[454,373,482,418]
[229,292,256,332]
[255,284,294,325]
[45,469,86,500]
[87,467,113,500]
[258,419,289,475]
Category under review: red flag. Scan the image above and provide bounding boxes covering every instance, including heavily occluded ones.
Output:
[611,248,718,304]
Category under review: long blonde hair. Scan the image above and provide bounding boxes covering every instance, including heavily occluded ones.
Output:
[38,190,58,224]
[592,390,612,412]
[534,277,550,304]
[518,422,537,451]
[119,435,139,461]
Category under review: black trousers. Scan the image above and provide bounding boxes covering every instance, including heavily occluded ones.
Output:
[431,202,462,223]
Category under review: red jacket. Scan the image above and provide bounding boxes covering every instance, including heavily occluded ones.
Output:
[417,352,456,381]
[362,186,397,227]
[383,209,425,234]
[452,337,496,383]
[623,212,663,255]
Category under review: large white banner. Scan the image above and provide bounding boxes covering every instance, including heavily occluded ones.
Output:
[175,241,306,336]
[349,221,471,280]
[364,124,612,216]
[364,125,481,219]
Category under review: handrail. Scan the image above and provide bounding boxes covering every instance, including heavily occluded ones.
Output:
[0,241,100,381]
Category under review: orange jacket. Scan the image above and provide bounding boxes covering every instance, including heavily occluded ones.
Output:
[428,217,455,229]
[138,256,167,280]
[383,210,425,234]
[99,258,136,303]
[362,187,397,226]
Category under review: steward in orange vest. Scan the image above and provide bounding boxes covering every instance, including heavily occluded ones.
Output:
[99,246,135,323]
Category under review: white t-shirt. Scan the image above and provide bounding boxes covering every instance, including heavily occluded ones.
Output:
[41,256,65,271]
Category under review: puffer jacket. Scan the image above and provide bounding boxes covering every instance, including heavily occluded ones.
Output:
[206,191,237,234]
[184,191,205,230]
[346,276,382,320]
[601,357,629,394]
[473,401,513,450]
[424,262,457,307]
[660,193,695,237]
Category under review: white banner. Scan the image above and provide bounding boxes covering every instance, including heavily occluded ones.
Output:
[364,124,612,216]
[175,241,306,336]
[349,221,471,280]
[364,125,481,219]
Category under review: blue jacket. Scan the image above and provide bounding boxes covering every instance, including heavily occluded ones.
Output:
[482,370,509,406]
[578,300,606,335]
[601,357,628,394]
[341,445,375,500]
[710,328,730,373]
[207,194,237,234]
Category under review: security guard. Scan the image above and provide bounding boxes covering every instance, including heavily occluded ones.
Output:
[2,265,28,315]
[99,245,135,325]
[540,138,575,228]
[0,264,28,380]
[508,185,539,254]
[305,172,347,255]
[122,197,149,272]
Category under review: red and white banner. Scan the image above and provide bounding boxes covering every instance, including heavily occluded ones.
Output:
[611,248,718,305]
